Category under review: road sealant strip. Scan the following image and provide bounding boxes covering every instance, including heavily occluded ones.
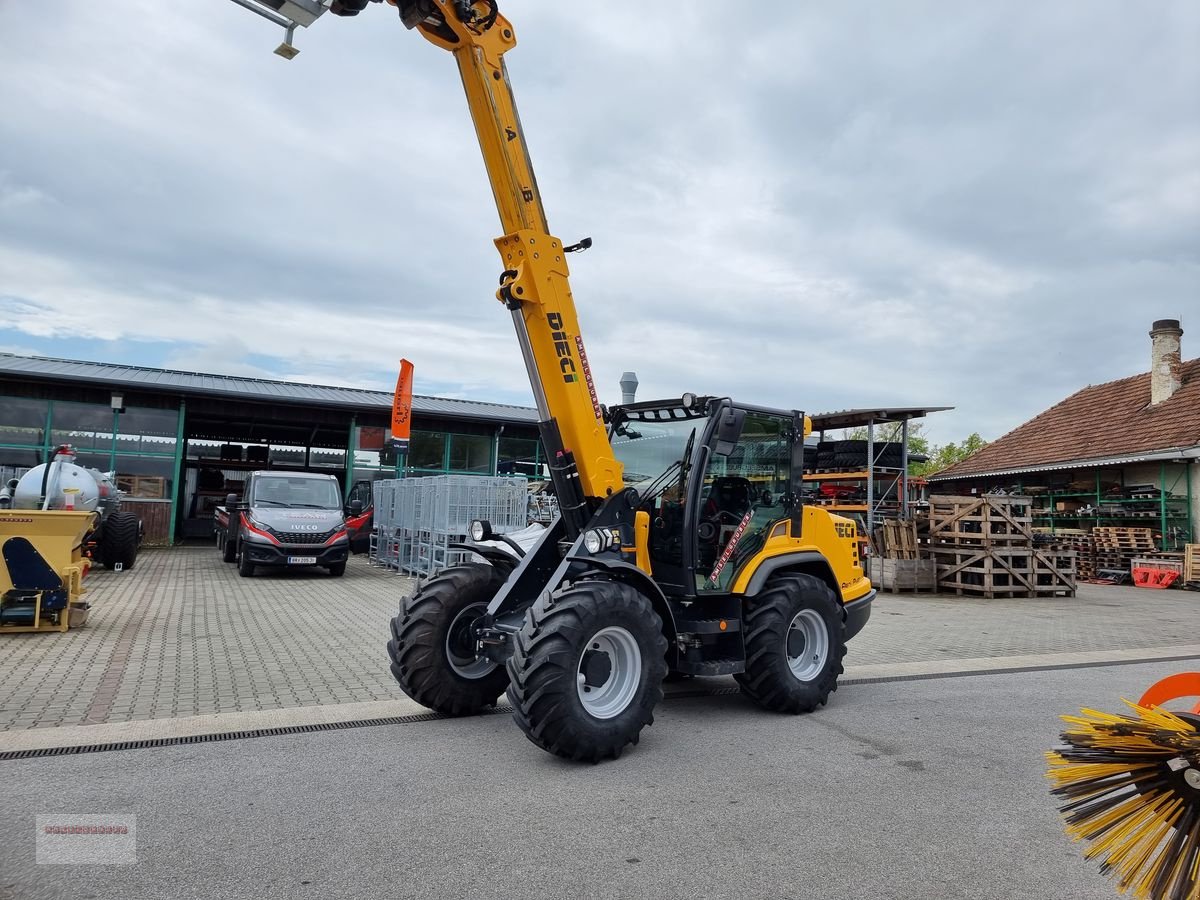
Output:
[2,644,1197,760]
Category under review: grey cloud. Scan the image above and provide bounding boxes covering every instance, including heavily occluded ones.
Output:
[0,0,1196,444]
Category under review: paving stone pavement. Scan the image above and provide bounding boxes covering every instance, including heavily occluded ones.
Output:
[0,547,1195,732]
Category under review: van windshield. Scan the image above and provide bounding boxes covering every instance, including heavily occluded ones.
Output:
[251,477,341,510]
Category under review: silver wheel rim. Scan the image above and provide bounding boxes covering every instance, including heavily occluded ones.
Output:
[445,603,495,679]
[786,609,829,682]
[577,626,642,719]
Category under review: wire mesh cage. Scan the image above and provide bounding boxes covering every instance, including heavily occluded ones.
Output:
[368,475,530,579]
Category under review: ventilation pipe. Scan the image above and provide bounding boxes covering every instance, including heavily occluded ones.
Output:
[619,372,638,405]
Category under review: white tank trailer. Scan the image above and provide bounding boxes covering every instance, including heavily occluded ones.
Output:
[0,447,142,571]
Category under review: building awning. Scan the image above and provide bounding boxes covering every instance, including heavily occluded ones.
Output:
[928,446,1200,481]
[809,406,953,431]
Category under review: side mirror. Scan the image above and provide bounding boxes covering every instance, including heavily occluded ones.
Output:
[348,500,363,517]
[713,408,746,456]
[225,493,239,509]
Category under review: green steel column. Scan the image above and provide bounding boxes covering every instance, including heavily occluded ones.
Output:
[109,409,120,471]
[344,416,357,500]
[1160,462,1168,550]
[170,400,186,545]
[1187,461,1194,543]
[42,401,53,461]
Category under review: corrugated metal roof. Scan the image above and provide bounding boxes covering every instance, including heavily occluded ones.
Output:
[927,447,1200,481]
[0,353,539,424]
[810,406,953,430]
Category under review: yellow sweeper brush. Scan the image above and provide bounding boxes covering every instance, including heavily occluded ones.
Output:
[1047,673,1200,900]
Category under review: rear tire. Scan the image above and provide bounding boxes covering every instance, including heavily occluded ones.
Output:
[387,564,508,715]
[736,573,846,713]
[238,549,255,578]
[506,580,667,762]
[99,511,140,571]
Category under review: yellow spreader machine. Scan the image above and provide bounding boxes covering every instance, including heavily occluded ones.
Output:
[0,510,96,634]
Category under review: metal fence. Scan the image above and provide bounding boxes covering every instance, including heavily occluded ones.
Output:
[370,475,530,579]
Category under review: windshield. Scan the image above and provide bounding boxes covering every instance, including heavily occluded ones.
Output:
[611,415,700,492]
[251,477,341,510]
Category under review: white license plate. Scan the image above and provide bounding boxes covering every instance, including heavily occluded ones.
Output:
[287,556,318,565]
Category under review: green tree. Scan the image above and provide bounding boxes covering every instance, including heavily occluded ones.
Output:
[836,422,987,476]
[914,433,989,477]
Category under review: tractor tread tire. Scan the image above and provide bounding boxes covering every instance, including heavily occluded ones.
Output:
[386,564,508,716]
[506,580,667,763]
[735,573,846,714]
[99,511,140,571]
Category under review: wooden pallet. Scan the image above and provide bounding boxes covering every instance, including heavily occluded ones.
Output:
[876,519,919,560]
[929,495,1033,547]
[1185,544,1200,584]
[932,547,1076,598]
[1092,526,1155,550]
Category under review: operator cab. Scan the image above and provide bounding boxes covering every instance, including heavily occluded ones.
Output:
[609,396,806,597]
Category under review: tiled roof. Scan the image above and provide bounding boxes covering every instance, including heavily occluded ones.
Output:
[932,357,1200,480]
[0,353,539,424]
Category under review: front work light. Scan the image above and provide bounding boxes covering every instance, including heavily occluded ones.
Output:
[470,520,493,542]
[582,530,604,554]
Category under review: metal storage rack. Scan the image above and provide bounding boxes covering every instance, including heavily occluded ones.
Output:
[807,406,952,535]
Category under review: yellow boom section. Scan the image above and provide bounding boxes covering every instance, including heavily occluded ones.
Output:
[413,2,623,500]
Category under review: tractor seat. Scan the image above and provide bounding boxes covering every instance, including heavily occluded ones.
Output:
[706,476,754,519]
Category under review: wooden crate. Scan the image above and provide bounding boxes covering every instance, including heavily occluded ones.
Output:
[1185,544,1200,584]
[116,475,167,500]
[867,557,936,592]
[929,495,1033,547]
[876,519,919,560]
[933,547,1075,598]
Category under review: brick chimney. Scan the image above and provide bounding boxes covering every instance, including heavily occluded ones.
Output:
[1149,319,1183,406]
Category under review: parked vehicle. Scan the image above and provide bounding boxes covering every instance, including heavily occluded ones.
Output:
[344,479,374,556]
[214,472,357,577]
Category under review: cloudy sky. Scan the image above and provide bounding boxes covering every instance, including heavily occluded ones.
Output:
[0,1,1196,444]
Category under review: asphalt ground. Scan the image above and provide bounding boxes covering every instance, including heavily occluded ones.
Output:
[4,661,1186,900]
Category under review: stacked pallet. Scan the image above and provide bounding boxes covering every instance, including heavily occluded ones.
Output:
[1185,544,1199,586]
[1092,526,1155,576]
[930,495,1076,598]
[868,518,936,592]
[1034,528,1096,581]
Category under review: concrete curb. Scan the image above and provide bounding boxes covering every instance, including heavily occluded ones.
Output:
[2,644,1196,753]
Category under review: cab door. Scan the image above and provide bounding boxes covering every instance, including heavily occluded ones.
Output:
[693,410,796,594]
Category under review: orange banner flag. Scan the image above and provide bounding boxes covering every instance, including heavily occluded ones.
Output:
[391,359,413,453]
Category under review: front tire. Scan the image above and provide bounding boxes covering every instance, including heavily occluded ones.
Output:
[736,573,846,713]
[221,533,237,563]
[328,561,346,577]
[238,549,255,578]
[387,564,508,715]
[506,580,667,762]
